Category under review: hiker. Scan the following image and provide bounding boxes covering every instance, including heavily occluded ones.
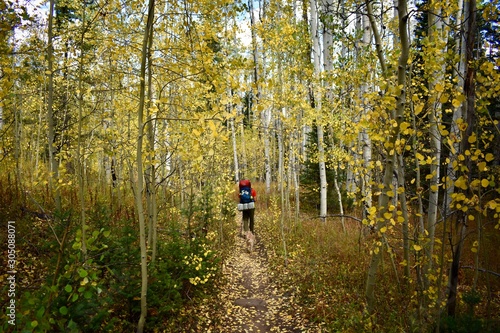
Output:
[238,179,257,234]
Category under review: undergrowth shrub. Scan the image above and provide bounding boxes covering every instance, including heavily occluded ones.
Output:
[257,197,406,332]
[0,179,234,332]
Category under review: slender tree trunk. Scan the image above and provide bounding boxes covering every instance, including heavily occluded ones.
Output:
[333,167,346,233]
[397,154,410,282]
[365,0,409,313]
[230,90,240,182]
[249,0,271,191]
[135,1,155,331]
[360,7,373,217]
[46,0,61,211]
[239,114,248,177]
[447,0,476,316]
[444,0,466,218]
[310,0,327,220]
[145,24,158,263]
[77,6,88,260]
[424,0,446,291]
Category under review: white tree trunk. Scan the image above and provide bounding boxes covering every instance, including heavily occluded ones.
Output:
[425,0,446,287]
[360,7,373,217]
[444,0,466,217]
[231,116,240,182]
[310,0,327,220]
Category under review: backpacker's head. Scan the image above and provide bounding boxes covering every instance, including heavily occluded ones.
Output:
[239,179,251,189]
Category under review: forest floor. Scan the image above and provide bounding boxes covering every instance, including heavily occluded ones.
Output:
[210,224,323,333]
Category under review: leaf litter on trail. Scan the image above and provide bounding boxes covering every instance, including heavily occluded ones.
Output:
[185,223,323,333]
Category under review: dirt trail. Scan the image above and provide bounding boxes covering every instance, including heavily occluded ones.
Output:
[215,229,321,333]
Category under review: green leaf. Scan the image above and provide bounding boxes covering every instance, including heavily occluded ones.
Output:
[31,320,39,328]
[65,285,73,293]
[59,306,68,315]
[78,268,88,278]
[36,306,45,319]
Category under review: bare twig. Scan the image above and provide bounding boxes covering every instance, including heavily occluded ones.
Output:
[461,266,500,278]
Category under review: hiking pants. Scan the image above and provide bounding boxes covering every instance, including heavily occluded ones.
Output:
[242,209,255,233]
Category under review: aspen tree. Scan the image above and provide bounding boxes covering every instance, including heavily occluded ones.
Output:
[310,0,328,221]
[365,0,409,314]
[249,0,272,192]
[360,3,373,219]
[444,0,467,218]
[135,0,155,331]
[447,0,476,317]
[424,0,447,293]
[46,0,61,211]
[77,3,88,260]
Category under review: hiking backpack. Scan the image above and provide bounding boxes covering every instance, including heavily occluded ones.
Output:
[239,179,253,204]
[239,186,253,204]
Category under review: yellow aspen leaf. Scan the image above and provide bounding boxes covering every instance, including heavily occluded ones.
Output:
[208,120,216,132]
[485,153,494,162]
[413,244,422,251]
[386,190,395,197]
[478,162,487,171]
[430,185,438,192]
[435,83,445,92]
[415,104,424,115]
[380,226,387,233]
[193,129,201,136]
[452,99,462,108]
[455,176,468,190]
[447,138,456,154]
[398,216,405,223]
[481,179,490,188]
[468,215,475,221]
[400,122,410,131]
[416,152,425,161]
[80,277,89,286]
[487,200,498,209]
[471,247,477,253]
[470,179,481,189]
[468,133,477,143]
[384,212,392,219]
[439,93,449,103]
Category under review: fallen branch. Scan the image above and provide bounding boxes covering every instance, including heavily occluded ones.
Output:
[461,266,500,278]
[312,214,363,223]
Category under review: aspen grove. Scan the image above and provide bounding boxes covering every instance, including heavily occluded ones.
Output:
[1,0,499,332]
